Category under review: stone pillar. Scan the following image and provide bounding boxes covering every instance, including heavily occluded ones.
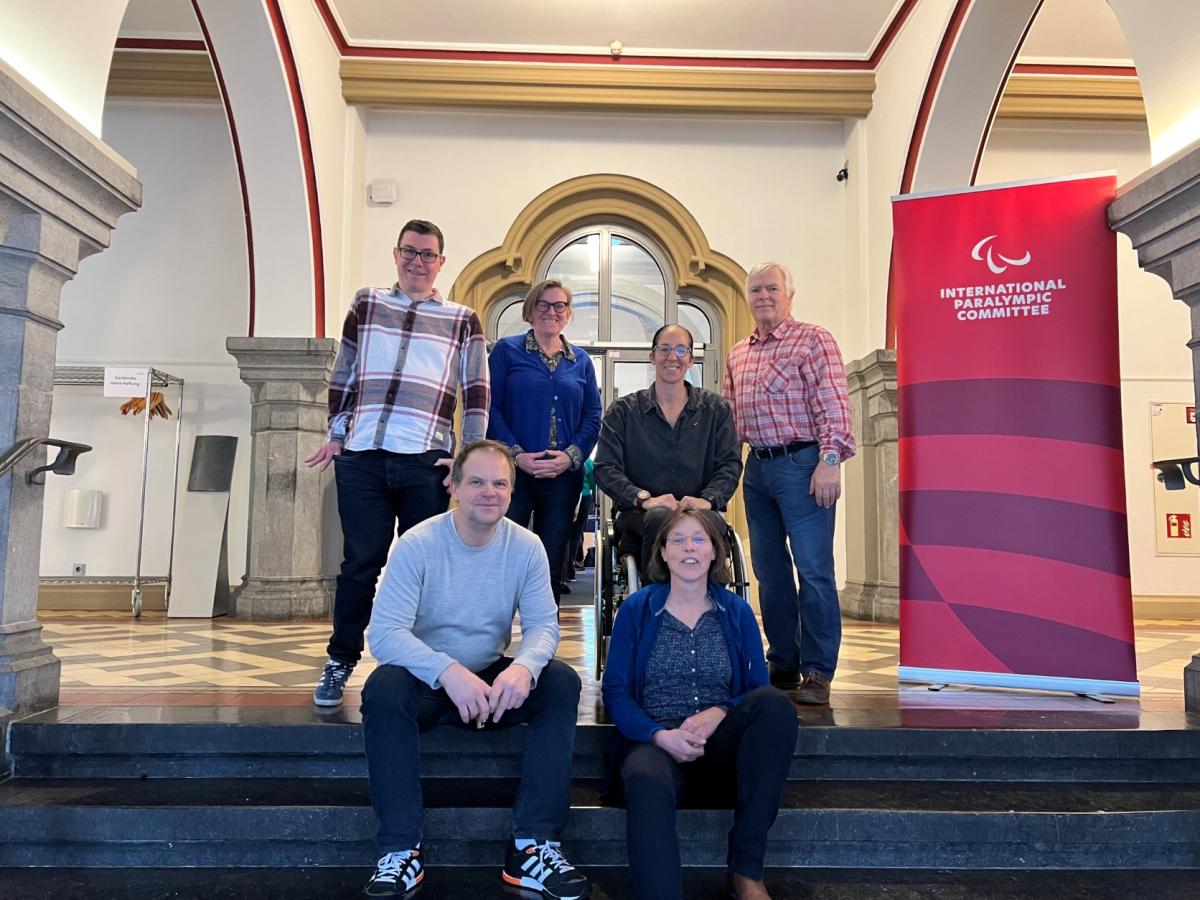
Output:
[226,337,338,620]
[1108,140,1200,711]
[0,66,141,716]
[840,349,899,623]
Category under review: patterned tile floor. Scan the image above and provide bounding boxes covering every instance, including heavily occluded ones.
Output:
[38,598,1197,714]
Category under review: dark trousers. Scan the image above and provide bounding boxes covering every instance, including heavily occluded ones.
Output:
[620,686,798,899]
[362,658,582,853]
[615,507,726,582]
[327,449,450,664]
[507,469,583,604]
[563,492,595,580]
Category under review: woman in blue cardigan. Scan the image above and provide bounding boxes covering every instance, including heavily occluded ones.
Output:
[487,279,602,604]
[602,508,798,900]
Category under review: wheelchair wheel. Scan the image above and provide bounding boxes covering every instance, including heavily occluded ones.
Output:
[727,527,751,600]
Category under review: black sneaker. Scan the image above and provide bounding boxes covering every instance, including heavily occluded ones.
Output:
[314,658,355,707]
[502,840,592,899]
[364,846,423,896]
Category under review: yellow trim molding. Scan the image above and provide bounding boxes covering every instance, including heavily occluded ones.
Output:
[997,74,1144,121]
[341,59,874,116]
[451,174,753,533]
[450,173,751,341]
[107,50,219,100]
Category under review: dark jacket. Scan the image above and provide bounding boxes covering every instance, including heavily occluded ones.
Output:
[486,333,602,459]
[602,582,769,745]
[594,383,742,511]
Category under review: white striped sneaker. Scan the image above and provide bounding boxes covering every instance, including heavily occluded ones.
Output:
[364,845,423,896]
[501,839,592,899]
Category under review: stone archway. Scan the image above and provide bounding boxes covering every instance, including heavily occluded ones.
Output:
[450,173,751,353]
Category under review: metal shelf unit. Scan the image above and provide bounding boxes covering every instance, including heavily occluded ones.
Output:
[53,366,185,617]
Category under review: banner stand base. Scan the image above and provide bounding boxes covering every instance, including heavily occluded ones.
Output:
[899,666,1140,698]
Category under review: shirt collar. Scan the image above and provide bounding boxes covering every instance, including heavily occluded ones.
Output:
[391,284,444,304]
[641,381,701,413]
[524,329,575,361]
[749,314,797,345]
[650,583,726,615]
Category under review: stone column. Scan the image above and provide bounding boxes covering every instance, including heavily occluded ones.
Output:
[840,349,899,623]
[226,337,338,620]
[1109,140,1200,711]
[0,66,141,717]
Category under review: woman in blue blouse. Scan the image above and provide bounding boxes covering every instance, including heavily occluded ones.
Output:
[488,279,602,604]
[602,508,798,900]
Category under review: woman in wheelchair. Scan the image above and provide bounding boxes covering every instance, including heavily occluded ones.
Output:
[602,508,798,900]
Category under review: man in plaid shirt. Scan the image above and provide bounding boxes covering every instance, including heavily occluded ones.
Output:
[723,262,855,706]
[305,219,490,707]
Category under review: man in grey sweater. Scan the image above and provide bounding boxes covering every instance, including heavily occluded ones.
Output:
[360,440,591,900]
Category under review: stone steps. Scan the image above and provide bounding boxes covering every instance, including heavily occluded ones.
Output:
[2,708,1199,870]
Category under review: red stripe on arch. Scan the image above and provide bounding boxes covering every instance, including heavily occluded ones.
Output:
[190,1,255,337]
[265,0,326,337]
[899,434,1128,513]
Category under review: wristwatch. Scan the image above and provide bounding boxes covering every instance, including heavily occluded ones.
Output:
[821,451,840,467]
[635,489,651,508]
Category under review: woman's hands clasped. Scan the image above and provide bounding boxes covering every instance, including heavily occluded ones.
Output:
[651,706,727,762]
[515,450,572,479]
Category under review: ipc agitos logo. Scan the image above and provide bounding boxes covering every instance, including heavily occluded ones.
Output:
[971,235,1032,275]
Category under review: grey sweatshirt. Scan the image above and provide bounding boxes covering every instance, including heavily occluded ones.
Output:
[367,511,559,688]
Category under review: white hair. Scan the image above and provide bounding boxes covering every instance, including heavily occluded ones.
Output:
[745,262,795,298]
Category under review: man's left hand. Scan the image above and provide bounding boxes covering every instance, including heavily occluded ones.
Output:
[810,461,841,508]
[435,455,454,487]
[679,495,712,511]
[679,705,727,741]
[530,450,571,479]
[488,663,533,723]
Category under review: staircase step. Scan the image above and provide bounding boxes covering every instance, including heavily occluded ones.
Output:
[3,866,1198,900]
[10,710,1200,782]
[1,777,1197,868]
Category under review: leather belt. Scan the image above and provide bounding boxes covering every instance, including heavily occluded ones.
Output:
[750,440,815,460]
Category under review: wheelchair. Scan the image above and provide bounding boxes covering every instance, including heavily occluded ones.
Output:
[592,494,750,678]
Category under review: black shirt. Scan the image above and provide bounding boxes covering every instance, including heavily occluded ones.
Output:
[594,383,742,511]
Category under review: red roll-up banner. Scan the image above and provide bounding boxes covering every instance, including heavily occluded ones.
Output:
[892,173,1138,696]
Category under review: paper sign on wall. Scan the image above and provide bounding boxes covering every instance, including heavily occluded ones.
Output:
[103,367,150,398]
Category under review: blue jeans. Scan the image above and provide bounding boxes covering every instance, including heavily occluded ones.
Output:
[328,448,450,665]
[507,469,583,603]
[362,658,582,853]
[743,445,840,678]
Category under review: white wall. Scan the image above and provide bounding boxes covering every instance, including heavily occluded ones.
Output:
[0,0,127,136]
[44,99,251,585]
[357,108,851,339]
[977,117,1199,597]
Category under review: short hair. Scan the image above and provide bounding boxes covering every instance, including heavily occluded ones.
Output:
[396,219,444,254]
[521,279,574,324]
[745,261,794,298]
[650,323,694,352]
[646,508,731,584]
[451,439,515,485]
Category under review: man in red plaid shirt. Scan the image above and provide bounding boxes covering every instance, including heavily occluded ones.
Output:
[304,219,490,707]
[723,262,855,705]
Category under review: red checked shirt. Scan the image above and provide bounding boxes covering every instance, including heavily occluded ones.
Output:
[723,316,856,461]
[327,285,489,454]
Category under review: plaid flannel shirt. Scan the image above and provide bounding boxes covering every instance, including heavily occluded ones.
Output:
[327,285,489,453]
[723,316,856,461]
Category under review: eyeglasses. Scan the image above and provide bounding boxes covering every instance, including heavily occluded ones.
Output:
[397,246,441,263]
[535,300,570,314]
[653,344,691,358]
[667,534,711,547]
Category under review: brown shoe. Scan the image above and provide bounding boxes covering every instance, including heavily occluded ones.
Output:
[729,872,772,899]
[793,671,831,705]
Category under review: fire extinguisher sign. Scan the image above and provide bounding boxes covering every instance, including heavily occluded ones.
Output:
[1187,407,1196,424]
[1166,513,1193,539]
